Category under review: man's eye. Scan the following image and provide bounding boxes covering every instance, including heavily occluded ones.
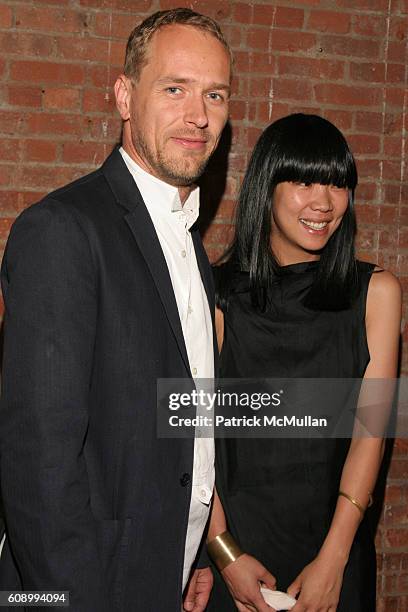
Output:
[295,181,312,187]
[166,87,182,95]
[207,92,223,101]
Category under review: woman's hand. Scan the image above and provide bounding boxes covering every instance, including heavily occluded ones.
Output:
[221,553,277,611]
[287,553,346,612]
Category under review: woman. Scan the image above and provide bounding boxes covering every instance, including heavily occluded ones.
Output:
[206,114,401,612]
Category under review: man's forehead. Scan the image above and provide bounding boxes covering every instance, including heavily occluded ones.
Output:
[147,23,229,61]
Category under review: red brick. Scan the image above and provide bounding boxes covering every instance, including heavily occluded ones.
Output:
[389,459,408,480]
[355,204,380,224]
[203,222,234,246]
[87,65,119,89]
[55,37,110,63]
[383,161,404,181]
[43,87,81,111]
[10,61,85,86]
[0,190,44,214]
[221,25,242,49]
[356,228,378,251]
[323,109,353,130]
[247,28,316,53]
[62,142,107,165]
[109,41,125,67]
[353,14,386,37]
[229,100,247,121]
[390,16,408,40]
[336,0,389,8]
[355,182,377,201]
[385,528,408,549]
[350,62,385,83]
[83,89,116,114]
[356,159,381,179]
[88,116,122,141]
[0,139,21,162]
[387,39,407,63]
[233,51,251,74]
[0,111,25,135]
[257,101,291,123]
[24,140,57,163]
[253,6,304,28]
[0,4,12,28]
[308,10,351,34]
[93,13,136,39]
[248,52,276,75]
[314,83,381,107]
[18,165,87,190]
[354,111,383,132]
[0,166,14,187]
[379,206,399,224]
[213,198,236,222]
[278,56,344,80]
[384,136,403,158]
[393,438,408,458]
[15,6,88,34]
[348,134,380,155]
[0,58,5,79]
[386,87,406,108]
[26,113,84,137]
[274,78,313,102]
[249,76,272,98]
[319,35,380,59]
[350,62,405,84]
[0,32,53,58]
[8,86,42,108]
[233,3,252,24]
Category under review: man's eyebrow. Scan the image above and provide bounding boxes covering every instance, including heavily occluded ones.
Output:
[156,76,231,93]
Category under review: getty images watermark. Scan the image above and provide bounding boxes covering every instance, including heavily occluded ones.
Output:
[156,378,406,439]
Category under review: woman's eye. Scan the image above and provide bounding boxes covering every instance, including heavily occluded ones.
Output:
[295,181,312,187]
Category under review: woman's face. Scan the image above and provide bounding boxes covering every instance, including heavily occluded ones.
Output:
[270,181,349,265]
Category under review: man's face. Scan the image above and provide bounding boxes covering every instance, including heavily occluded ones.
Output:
[116,24,231,186]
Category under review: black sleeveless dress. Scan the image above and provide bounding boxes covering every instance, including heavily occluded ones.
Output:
[208,260,377,611]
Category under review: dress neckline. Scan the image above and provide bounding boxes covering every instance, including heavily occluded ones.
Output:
[278,260,319,274]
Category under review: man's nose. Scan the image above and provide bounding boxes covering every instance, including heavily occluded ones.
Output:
[184,95,208,129]
[310,184,333,211]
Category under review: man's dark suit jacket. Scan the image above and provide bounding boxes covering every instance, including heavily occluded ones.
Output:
[0,148,216,611]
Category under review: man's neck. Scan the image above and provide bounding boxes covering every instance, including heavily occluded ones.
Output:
[178,185,194,205]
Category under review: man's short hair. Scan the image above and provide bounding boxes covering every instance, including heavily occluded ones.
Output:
[124,7,232,82]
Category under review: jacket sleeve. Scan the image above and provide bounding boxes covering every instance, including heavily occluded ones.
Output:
[0,199,109,611]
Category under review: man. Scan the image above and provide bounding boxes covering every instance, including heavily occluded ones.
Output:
[0,9,231,611]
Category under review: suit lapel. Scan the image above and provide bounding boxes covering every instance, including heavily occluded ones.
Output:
[102,148,191,375]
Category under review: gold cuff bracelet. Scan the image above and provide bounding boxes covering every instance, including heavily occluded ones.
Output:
[207,531,243,571]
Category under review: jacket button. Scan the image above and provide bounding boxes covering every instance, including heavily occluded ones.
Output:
[180,473,191,487]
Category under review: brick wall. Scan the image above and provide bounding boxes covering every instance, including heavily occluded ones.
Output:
[0,0,406,608]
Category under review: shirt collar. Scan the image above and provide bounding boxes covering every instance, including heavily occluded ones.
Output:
[119,147,200,229]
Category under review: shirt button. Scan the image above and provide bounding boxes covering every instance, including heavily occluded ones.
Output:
[181,250,186,258]
[180,473,191,487]
[192,367,198,376]
[187,305,193,314]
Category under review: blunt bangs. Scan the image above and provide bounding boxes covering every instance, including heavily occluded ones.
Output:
[266,114,358,190]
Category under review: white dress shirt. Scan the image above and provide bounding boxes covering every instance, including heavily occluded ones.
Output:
[120,148,215,592]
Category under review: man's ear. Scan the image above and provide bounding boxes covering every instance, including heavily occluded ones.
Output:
[114,75,132,121]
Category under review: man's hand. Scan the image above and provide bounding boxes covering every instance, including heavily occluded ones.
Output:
[183,567,214,611]
[287,553,345,612]
[222,553,277,611]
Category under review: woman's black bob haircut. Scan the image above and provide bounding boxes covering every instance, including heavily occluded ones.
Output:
[216,113,360,312]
